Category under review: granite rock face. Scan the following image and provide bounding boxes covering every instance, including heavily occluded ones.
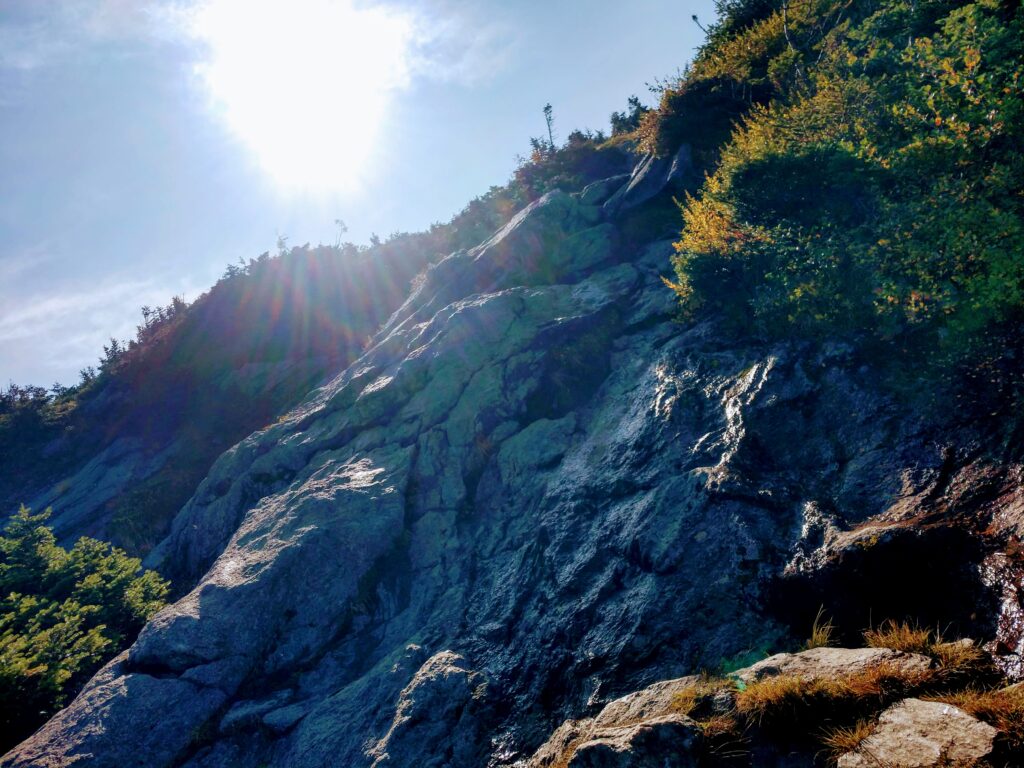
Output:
[4,164,1017,767]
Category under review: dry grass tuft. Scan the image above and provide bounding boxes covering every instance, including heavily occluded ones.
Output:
[670,687,699,716]
[669,674,731,716]
[735,674,837,724]
[806,607,836,650]
[820,718,876,756]
[842,662,934,700]
[932,640,989,675]
[735,663,935,728]
[700,714,740,738]
[863,620,934,654]
[926,686,1024,748]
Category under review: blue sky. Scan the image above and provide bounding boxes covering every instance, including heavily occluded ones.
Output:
[0,0,713,386]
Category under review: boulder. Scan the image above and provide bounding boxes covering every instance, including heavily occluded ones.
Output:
[564,715,701,767]
[368,652,488,768]
[837,698,997,767]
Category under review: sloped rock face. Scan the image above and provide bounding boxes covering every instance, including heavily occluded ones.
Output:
[3,169,1015,767]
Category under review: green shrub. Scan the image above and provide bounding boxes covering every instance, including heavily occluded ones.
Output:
[0,506,169,751]
[666,0,1024,382]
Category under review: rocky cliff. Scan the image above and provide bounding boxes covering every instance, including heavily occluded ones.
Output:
[4,157,1022,767]
[2,240,432,555]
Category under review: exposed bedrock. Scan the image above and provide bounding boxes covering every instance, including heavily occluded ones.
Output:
[5,166,1020,767]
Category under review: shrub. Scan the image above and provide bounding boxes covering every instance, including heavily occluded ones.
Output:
[0,506,169,751]
[667,0,1024,394]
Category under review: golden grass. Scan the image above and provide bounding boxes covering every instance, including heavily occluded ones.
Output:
[806,607,836,650]
[863,620,934,654]
[668,674,732,716]
[700,714,740,738]
[735,674,831,724]
[926,686,1024,747]
[820,718,876,756]
[670,687,700,716]
[735,663,936,727]
[932,640,989,674]
[862,621,992,684]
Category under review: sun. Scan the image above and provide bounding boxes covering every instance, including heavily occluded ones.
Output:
[189,0,416,193]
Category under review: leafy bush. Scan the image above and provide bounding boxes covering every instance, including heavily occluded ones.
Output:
[0,506,169,751]
[664,0,1024,400]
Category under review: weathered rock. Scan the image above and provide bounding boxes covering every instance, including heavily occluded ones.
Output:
[219,690,293,733]
[738,646,933,684]
[602,144,696,215]
[837,698,997,768]
[262,704,308,733]
[564,715,701,767]
[368,651,488,767]
[28,437,174,543]
[579,174,631,206]
[2,652,227,768]
[4,157,1015,768]
[527,675,703,768]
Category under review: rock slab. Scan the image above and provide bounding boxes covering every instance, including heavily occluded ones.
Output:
[837,698,997,768]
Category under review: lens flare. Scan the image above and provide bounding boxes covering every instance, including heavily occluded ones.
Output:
[189,0,415,193]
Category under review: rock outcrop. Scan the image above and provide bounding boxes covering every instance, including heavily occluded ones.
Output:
[4,156,1021,767]
[528,647,1003,768]
[837,698,998,767]
[737,646,933,684]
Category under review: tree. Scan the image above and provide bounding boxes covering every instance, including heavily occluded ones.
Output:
[0,506,169,751]
[610,96,649,135]
[543,103,556,152]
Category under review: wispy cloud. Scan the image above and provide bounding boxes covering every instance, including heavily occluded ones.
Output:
[0,273,201,384]
[403,0,518,86]
[0,0,516,79]
[0,0,175,71]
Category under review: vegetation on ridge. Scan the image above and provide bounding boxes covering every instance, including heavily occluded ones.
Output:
[657,0,1023,407]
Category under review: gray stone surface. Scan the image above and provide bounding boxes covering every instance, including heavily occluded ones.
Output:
[602,144,696,215]
[2,160,994,768]
[28,437,173,543]
[837,698,998,767]
[527,674,703,768]
[738,646,933,684]
[564,715,701,767]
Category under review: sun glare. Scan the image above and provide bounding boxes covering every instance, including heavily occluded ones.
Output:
[190,0,415,193]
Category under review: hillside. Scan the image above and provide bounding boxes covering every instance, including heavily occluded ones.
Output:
[3,0,1023,765]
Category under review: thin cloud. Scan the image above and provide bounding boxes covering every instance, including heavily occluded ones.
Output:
[0,0,173,71]
[404,1,518,86]
[0,275,200,384]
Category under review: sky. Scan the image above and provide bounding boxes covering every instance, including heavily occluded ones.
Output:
[0,0,713,386]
